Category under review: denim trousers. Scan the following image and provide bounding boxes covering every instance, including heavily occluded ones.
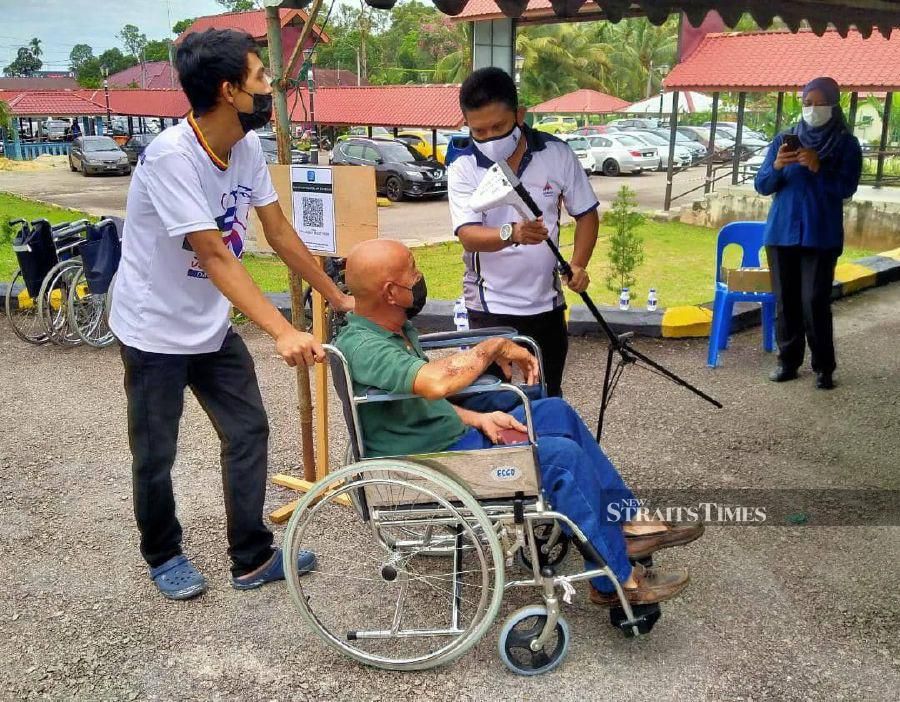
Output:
[120,330,275,577]
[449,397,634,592]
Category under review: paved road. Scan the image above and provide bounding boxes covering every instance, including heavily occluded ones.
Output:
[0,283,897,700]
[0,162,707,247]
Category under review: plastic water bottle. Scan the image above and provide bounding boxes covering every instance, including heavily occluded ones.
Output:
[619,288,630,311]
[453,296,469,331]
[647,288,658,312]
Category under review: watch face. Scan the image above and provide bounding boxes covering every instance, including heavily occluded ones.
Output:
[501,224,512,240]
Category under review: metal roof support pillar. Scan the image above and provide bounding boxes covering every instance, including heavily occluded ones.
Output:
[367,125,373,138]
[731,91,746,185]
[663,90,680,211]
[774,91,784,136]
[393,127,398,138]
[876,91,892,189]
[11,118,21,160]
[432,128,438,161]
[705,92,720,195]
[848,92,859,132]
[127,116,134,136]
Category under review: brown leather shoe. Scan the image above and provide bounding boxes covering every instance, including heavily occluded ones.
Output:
[590,563,690,607]
[625,521,705,560]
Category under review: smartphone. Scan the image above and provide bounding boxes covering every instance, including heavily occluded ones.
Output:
[783,134,801,151]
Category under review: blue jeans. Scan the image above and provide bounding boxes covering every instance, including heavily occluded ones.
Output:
[449,398,634,592]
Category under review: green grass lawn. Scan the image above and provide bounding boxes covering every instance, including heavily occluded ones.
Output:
[0,192,877,307]
[0,193,96,280]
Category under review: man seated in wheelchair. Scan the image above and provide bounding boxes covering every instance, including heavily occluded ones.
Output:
[334,240,703,608]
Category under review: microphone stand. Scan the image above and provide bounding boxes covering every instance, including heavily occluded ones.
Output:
[512,182,723,439]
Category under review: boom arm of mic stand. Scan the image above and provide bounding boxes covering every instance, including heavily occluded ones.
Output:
[509,179,722,439]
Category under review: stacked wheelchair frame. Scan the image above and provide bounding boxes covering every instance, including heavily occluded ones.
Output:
[5,217,121,348]
[282,329,660,676]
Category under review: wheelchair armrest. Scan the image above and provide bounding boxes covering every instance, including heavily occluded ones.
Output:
[356,374,503,403]
[418,326,519,350]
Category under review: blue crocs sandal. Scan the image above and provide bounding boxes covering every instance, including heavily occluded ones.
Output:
[149,555,207,600]
[231,547,317,591]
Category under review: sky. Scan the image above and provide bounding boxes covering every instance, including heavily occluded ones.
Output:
[1,0,271,71]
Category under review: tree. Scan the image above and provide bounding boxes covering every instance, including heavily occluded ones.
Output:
[119,24,148,60]
[69,44,94,73]
[3,45,42,77]
[98,48,138,75]
[217,0,258,10]
[29,38,42,58]
[144,39,172,63]
[172,18,196,35]
[603,186,646,294]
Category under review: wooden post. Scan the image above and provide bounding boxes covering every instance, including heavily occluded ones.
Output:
[704,92,720,194]
[663,91,680,211]
[876,92,893,189]
[731,91,747,186]
[311,262,330,479]
[774,91,784,136]
[267,5,317,480]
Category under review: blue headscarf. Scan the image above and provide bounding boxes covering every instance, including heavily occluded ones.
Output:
[793,76,850,159]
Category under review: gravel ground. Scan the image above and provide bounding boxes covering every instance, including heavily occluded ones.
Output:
[1,285,898,701]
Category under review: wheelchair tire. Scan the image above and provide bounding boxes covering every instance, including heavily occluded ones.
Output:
[37,259,83,347]
[498,605,570,676]
[67,267,115,348]
[283,459,505,671]
[5,269,50,345]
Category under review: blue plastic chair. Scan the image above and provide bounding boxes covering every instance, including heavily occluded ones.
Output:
[707,221,776,367]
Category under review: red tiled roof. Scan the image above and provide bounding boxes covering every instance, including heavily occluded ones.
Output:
[0,76,78,90]
[288,84,463,129]
[665,29,900,92]
[108,62,179,90]
[4,91,105,117]
[175,9,328,44]
[79,89,190,118]
[453,0,577,21]
[531,89,630,114]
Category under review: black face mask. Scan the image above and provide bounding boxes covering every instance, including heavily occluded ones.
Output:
[235,89,273,134]
[395,276,428,319]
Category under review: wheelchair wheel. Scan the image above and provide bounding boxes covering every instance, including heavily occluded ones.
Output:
[67,268,114,348]
[4,269,49,345]
[498,605,570,676]
[283,460,505,671]
[37,260,82,347]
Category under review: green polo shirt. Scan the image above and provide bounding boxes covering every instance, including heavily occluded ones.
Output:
[334,313,467,458]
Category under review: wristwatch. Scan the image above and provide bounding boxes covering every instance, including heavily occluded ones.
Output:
[499,222,514,243]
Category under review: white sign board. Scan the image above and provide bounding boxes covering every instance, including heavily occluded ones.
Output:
[291,165,337,255]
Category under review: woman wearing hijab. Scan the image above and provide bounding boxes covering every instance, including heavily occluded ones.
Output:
[754,77,863,390]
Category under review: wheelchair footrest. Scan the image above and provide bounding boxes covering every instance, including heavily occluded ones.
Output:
[609,602,662,638]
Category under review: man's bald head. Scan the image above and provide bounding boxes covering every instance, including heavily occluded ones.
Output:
[346,239,417,306]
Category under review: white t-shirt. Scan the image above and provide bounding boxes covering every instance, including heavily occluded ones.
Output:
[448,126,599,316]
[110,119,277,354]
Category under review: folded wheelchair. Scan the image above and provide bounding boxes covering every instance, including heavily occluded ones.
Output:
[282,328,660,676]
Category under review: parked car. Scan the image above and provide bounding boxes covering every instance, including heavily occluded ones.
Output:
[444,132,471,167]
[555,134,595,174]
[606,117,660,130]
[337,126,391,143]
[622,130,692,170]
[330,137,446,202]
[533,115,579,134]
[68,136,131,176]
[122,133,156,165]
[739,144,771,182]
[711,125,769,157]
[677,126,737,162]
[41,119,70,141]
[572,125,619,137]
[586,134,659,176]
[397,130,448,164]
[257,131,310,165]
[647,127,708,163]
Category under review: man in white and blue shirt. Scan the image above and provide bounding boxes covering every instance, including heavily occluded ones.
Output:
[448,68,600,396]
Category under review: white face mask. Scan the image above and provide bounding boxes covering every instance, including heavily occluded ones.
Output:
[802,105,834,129]
[473,124,521,163]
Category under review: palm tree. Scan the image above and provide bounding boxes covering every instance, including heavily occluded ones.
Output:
[599,18,677,101]
[28,38,42,58]
[433,23,472,83]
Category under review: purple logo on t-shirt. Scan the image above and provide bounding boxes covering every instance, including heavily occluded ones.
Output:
[214,185,253,259]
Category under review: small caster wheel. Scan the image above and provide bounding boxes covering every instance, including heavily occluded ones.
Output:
[498,605,570,676]
[516,522,570,571]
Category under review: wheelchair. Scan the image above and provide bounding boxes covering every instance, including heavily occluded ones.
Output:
[282,328,660,676]
[5,217,121,348]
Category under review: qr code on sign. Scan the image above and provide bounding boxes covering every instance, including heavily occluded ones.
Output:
[301,196,324,229]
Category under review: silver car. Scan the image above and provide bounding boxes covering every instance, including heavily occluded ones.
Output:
[555,133,595,174]
[648,128,708,163]
[623,130,692,170]
[587,134,659,176]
